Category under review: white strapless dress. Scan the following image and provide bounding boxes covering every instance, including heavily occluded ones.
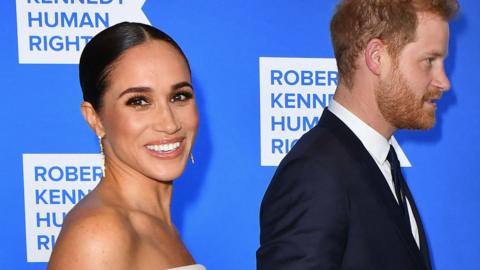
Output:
[167,264,206,270]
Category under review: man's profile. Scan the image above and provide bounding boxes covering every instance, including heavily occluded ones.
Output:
[257,0,459,269]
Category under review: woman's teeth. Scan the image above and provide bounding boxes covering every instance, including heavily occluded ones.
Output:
[146,142,181,152]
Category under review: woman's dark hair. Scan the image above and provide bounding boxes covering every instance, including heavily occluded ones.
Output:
[79,22,190,111]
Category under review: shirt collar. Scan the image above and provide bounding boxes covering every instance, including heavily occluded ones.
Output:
[328,99,391,165]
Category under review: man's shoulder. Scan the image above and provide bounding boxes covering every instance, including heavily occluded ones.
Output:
[271,119,366,186]
[281,121,355,166]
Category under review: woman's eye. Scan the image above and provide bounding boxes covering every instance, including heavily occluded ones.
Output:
[126,96,150,107]
[170,92,193,103]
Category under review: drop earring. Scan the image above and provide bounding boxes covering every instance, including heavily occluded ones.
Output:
[190,153,195,165]
[98,135,105,177]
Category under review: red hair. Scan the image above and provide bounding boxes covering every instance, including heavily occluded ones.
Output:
[330,0,459,87]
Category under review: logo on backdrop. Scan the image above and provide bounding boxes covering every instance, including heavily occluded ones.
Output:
[23,154,102,262]
[16,0,150,64]
[259,57,411,167]
[259,57,337,166]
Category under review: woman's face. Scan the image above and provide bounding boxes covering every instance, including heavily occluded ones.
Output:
[96,40,198,182]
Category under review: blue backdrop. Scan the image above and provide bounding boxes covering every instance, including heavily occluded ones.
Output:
[1,1,479,269]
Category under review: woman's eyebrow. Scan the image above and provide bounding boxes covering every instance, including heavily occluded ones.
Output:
[117,87,152,99]
[172,81,193,90]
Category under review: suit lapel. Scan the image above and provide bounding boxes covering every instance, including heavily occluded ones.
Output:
[359,151,427,270]
[319,109,427,269]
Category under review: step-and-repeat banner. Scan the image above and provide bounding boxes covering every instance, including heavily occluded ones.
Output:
[1,1,479,269]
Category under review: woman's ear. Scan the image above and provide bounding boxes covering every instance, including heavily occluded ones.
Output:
[364,38,387,76]
[80,102,105,137]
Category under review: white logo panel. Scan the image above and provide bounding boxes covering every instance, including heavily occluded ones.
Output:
[23,154,102,262]
[260,57,338,166]
[259,57,411,167]
[16,0,150,64]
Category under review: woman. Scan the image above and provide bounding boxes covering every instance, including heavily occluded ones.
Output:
[48,22,205,270]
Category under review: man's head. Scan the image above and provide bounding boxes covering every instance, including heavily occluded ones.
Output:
[330,0,458,87]
[331,0,458,131]
[375,12,452,130]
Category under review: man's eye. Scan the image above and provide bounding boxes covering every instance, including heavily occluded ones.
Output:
[170,92,193,103]
[126,96,150,107]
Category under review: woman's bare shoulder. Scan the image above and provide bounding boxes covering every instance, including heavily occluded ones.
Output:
[48,196,136,270]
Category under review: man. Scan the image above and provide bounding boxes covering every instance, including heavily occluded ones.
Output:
[257,0,458,269]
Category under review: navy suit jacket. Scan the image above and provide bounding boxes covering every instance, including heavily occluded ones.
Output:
[257,109,431,270]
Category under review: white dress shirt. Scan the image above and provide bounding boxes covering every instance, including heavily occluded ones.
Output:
[328,100,420,248]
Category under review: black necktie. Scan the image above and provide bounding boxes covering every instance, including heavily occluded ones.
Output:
[387,146,432,269]
[387,145,410,227]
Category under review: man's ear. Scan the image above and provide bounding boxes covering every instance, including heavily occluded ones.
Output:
[364,38,387,76]
[80,102,105,137]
